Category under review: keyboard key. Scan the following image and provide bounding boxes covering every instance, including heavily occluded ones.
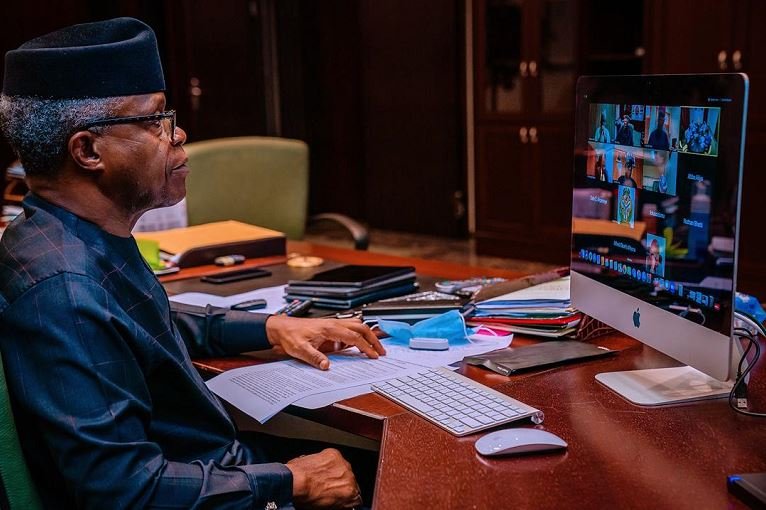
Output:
[475,415,493,425]
[460,417,482,428]
[396,394,434,413]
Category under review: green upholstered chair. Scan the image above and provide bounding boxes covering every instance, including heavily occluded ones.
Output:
[0,351,42,510]
[183,136,368,249]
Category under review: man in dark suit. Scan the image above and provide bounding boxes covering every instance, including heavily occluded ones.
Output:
[0,17,380,509]
[615,114,635,146]
[647,110,670,150]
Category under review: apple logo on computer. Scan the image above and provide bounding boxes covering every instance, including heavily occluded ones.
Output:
[633,308,641,328]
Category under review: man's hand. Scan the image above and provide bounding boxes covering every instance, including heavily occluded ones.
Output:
[265,315,385,370]
[286,448,362,509]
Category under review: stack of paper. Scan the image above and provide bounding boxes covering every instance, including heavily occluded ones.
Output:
[467,276,582,338]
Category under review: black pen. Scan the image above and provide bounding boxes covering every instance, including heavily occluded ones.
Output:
[276,299,300,315]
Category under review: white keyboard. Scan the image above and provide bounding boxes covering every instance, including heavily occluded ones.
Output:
[372,367,543,437]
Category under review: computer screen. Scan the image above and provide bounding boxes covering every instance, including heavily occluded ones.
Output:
[570,74,748,402]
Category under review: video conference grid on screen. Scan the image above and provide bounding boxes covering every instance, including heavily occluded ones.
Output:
[576,101,728,331]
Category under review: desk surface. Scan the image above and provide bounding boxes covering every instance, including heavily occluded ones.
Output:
[165,242,766,510]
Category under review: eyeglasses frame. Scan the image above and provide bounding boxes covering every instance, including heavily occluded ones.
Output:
[78,110,177,143]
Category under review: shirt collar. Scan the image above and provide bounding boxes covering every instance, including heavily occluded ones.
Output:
[22,193,142,261]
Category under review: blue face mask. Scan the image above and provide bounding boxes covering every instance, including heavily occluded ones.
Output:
[736,292,766,324]
[376,310,471,347]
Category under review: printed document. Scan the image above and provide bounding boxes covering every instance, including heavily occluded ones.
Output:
[169,285,287,314]
[206,353,424,423]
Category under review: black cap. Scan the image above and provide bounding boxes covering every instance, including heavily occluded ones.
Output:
[3,17,165,98]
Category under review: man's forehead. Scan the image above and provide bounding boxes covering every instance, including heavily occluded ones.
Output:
[116,92,166,113]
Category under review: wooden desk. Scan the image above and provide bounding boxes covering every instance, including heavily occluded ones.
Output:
[165,242,766,509]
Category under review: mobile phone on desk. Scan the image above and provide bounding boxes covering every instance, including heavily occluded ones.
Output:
[230,299,268,311]
[201,267,271,284]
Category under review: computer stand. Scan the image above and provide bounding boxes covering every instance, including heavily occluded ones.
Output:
[595,333,747,406]
[595,366,733,406]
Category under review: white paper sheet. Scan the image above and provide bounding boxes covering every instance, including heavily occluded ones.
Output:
[169,285,288,314]
[478,276,571,308]
[206,352,425,422]
[292,333,513,409]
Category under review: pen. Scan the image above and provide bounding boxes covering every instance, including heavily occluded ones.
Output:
[286,300,313,317]
[276,299,300,315]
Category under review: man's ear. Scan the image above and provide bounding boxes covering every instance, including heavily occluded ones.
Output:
[68,131,106,172]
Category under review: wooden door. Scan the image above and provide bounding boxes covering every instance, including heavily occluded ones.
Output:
[735,1,766,297]
[736,0,766,128]
[358,0,467,236]
[475,124,534,248]
[164,0,268,142]
[531,122,573,263]
[531,0,579,118]
[475,0,537,118]
[647,0,735,74]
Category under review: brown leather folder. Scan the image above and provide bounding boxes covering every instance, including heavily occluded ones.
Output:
[135,220,286,268]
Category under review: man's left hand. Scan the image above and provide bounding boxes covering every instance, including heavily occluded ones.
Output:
[265,316,385,370]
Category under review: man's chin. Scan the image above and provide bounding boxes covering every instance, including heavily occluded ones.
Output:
[154,186,187,210]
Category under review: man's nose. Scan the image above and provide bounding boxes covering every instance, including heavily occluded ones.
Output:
[173,125,188,146]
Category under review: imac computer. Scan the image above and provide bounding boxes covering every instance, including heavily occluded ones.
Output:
[571,74,748,405]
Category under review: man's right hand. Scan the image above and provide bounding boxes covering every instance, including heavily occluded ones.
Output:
[286,448,362,509]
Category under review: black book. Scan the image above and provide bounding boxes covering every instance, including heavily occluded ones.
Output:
[287,273,416,298]
[287,265,415,289]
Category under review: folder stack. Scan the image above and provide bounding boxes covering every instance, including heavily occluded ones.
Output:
[467,276,583,338]
[362,291,472,324]
[285,265,418,309]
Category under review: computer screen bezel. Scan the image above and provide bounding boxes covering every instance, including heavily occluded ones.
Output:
[570,73,748,382]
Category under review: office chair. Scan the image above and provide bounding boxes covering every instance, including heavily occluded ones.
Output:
[183,136,369,249]
[0,351,42,510]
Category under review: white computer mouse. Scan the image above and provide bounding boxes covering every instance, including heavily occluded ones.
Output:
[474,428,568,456]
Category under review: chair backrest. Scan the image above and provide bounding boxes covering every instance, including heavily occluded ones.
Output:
[184,136,309,240]
[0,351,42,510]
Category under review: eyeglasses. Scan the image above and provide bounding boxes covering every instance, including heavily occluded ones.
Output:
[79,110,177,143]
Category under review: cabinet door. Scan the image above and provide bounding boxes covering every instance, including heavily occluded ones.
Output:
[737,0,766,128]
[738,129,766,298]
[164,0,268,141]
[475,125,534,237]
[531,122,573,261]
[475,0,535,117]
[647,0,735,73]
[533,0,578,116]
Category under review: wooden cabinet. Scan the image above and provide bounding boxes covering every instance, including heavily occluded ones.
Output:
[474,0,766,296]
[646,0,766,297]
[475,122,572,261]
[473,0,641,263]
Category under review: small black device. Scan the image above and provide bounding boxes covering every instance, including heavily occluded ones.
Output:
[230,298,268,311]
[728,472,766,509]
[201,267,271,284]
